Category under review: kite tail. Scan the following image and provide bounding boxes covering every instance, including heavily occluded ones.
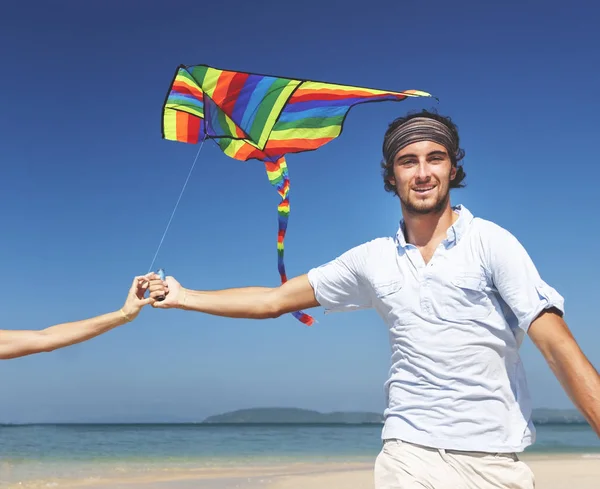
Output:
[264,157,315,326]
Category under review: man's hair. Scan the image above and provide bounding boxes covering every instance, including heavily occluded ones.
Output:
[380,110,466,194]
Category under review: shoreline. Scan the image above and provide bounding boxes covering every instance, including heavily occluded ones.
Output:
[3,452,600,489]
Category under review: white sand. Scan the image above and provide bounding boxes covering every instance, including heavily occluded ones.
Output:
[259,455,600,489]
[5,455,600,489]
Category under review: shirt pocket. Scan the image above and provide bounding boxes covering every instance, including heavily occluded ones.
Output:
[371,277,409,324]
[373,279,404,298]
[438,272,492,321]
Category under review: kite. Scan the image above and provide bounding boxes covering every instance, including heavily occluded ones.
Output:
[161,64,433,325]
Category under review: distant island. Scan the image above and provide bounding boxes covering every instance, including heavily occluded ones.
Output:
[2,407,588,426]
[530,408,587,424]
[202,407,588,425]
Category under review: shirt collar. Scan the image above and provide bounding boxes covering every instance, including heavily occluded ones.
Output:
[395,205,474,249]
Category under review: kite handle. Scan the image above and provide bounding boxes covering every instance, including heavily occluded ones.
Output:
[155,268,166,301]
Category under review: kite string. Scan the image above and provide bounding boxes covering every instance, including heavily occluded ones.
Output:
[147,136,206,273]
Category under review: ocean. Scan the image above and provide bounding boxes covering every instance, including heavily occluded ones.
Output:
[0,423,598,486]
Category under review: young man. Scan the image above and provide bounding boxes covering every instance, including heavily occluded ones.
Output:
[0,275,154,360]
[147,111,600,488]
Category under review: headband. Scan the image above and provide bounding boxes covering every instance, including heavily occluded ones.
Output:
[383,117,458,165]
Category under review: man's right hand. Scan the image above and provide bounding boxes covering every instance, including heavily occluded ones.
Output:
[148,275,185,309]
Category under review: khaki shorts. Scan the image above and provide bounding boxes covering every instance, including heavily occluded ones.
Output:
[374,439,535,489]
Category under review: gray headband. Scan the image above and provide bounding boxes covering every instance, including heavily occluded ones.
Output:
[383,117,458,165]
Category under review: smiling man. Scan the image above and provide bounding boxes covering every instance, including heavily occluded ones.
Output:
[148,110,600,489]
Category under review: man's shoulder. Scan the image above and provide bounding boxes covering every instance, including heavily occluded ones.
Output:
[470,216,519,242]
[327,236,397,266]
[347,236,397,254]
[467,215,530,263]
[309,236,397,281]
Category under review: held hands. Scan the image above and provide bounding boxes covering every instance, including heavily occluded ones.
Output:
[118,272,185,324]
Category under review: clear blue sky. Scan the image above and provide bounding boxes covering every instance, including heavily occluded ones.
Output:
[1,0,598,423]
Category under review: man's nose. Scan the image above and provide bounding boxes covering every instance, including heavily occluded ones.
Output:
[415,161,431,180]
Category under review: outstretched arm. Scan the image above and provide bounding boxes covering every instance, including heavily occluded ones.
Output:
[148,274,319,319]
[0,275,154,360]
[529,309,600,437]
[482,225,599,437]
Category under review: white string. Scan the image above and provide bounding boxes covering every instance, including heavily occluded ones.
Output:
[147,137,206,273]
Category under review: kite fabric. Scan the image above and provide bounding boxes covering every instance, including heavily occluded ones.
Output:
[161,63,433,325]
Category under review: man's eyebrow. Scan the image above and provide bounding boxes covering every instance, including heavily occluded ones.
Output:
[395,150,448,162]
[395,153,417,162]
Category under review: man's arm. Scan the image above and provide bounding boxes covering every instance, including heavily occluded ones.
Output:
[528,309,600,437]
[148,243,376,319]
[0,275,153,360]
[148,274,320,319]
[481,222,599,436]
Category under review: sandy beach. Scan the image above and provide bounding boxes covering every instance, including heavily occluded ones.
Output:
[4,454,599,489]
[263,455,600,489]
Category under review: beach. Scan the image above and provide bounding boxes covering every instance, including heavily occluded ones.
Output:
[1,423,598,488]
[256,455,600,489]
[2,454,600,489]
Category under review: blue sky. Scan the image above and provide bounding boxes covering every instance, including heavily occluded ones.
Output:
[1,0,598,423]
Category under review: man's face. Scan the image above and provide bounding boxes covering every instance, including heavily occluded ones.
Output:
[388,140,456,215]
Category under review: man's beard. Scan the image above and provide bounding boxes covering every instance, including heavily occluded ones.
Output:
[399,185,450,216]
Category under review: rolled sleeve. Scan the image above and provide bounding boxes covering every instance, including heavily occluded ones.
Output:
[484,223,565,333]
[307,244,373,314]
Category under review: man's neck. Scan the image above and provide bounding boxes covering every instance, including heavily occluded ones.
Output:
[402,205,458,248]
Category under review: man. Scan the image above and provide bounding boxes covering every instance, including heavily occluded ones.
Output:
[0,275,154,360]
[147,111,600,488]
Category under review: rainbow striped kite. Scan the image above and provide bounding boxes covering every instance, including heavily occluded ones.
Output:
[161,64,433,325]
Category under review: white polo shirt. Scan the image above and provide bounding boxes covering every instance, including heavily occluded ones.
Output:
[307,205,564,453]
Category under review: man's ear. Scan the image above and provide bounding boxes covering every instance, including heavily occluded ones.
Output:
[450,165,457,181]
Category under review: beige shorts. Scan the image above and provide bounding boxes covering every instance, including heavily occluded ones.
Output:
[374,439,535,489]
